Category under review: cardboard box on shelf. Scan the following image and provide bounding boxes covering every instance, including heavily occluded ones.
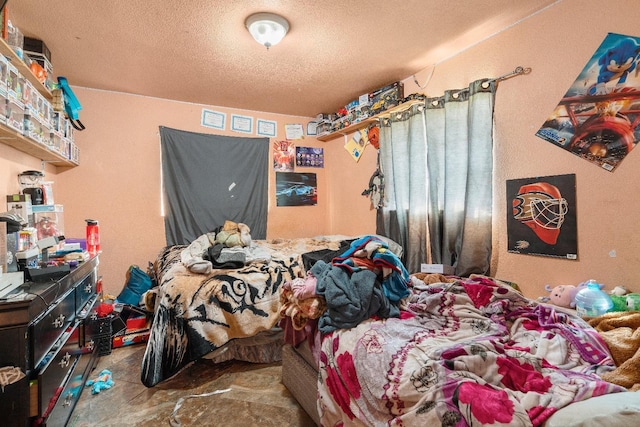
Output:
[6,193,32,226]
[0,86,7,125]
[6,98,24,132]
[24,109,49,145]
[69,141,79,164]
[369,81,404,115]
[6,61,24,103]
[0,54,8,95]
[0,222,5,273]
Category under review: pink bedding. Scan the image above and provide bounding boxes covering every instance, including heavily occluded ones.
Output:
[317,275,626,426]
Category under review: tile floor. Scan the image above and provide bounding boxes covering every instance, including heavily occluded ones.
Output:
[68,344,316,427]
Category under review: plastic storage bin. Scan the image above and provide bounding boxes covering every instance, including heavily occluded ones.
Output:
[575,280,613,317]
[32,204,64,241]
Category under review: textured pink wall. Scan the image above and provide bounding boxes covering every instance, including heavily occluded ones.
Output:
[400,0,640,297]
[2,0,639,299]
[43,91,377,295]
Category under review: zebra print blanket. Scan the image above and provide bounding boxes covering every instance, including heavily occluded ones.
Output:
[140,237,346,387]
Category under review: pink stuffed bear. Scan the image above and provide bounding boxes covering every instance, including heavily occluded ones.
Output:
[544,283,585,308]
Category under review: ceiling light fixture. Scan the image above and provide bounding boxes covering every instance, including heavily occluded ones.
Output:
[245,12,289,50]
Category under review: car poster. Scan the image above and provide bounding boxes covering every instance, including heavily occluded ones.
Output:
[276,172,317,207]
[506,174,577,259]
[535,32,640,172]
[295,146,324,168]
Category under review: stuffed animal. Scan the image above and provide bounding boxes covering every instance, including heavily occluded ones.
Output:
[544,283,585,308]
[609,285,629,296]
[85,369,114,394]
[609,294,627,312]
[609,286,630,311]
[609,292,640,312]
[215,220,252,247]
[626,293,640,311]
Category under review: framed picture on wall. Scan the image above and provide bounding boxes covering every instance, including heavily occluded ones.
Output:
[201,109,226,130]
[257,119,277,137]
[506,173,577,259]
[231,114,253,134]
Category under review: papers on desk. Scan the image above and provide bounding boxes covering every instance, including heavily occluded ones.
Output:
[0,272,25,299]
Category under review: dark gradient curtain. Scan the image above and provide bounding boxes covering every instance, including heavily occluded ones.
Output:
[378,79,496,276]
[160,126,268,245]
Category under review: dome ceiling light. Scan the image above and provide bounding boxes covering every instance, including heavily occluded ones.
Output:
[245,12,290,50]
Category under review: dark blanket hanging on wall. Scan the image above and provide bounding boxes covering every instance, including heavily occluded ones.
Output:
[160,126,269,245]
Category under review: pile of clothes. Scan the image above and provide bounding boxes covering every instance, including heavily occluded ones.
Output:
[279,235,411,336]
[180,220,256,274]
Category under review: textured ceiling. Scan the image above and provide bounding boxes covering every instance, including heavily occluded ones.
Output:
[9,0,557,117]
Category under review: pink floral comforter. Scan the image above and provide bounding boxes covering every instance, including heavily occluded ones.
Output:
[318,275,626,426]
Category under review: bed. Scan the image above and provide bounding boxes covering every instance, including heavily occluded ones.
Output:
[140,234,355,387]
[139,232,640,425]
[280,244,640,426]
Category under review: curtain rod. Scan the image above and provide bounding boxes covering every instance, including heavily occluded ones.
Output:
[380,65,532,120]
[413,65,531,90]
[489,66,532,83]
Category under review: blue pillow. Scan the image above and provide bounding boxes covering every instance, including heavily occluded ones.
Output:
[116,265,152,306]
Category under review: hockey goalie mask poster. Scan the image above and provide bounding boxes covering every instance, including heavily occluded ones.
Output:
[507,174,577,259]
[535,32,640,172]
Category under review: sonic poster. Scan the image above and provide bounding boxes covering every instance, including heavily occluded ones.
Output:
[506,174,577,259]
[535,33,640,172]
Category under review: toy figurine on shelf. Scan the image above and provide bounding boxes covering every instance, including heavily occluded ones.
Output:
[29,62,47,85]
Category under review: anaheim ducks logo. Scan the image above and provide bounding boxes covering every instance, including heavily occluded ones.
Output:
[513,182,568,245]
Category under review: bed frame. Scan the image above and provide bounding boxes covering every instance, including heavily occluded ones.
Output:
[282,343,320,425]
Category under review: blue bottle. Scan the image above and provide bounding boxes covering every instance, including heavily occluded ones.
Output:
[575,280,613,317]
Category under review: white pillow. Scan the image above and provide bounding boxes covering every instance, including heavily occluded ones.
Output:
[543,392,640,427]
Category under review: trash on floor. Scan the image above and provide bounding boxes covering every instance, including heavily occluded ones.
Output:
[85,369,114,394]
[170,388,231,427]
